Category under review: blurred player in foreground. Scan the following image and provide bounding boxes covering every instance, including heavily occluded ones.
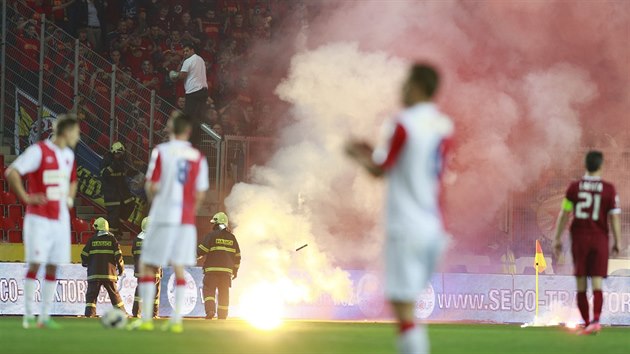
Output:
[81,217,126,317]
[346,64,453,354]
[128,113,209,333]
[132,217,162,318]
[553,151,621,335]
[4,114,80,329]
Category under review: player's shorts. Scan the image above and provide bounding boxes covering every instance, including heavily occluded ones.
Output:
[141,223,197,267]
[571,234,609,277]
[23,214,71,265]
[385,225,447,302]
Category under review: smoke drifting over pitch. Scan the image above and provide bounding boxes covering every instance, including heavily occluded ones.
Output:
[225,1,629,307]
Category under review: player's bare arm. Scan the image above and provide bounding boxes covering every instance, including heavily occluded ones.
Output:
[4,168,47,205]
[195,191,206,213]
[553,207,571,259]
[68,181,78,209]
[169,71,189,81]
[344,140,384,177]
[610,213,621,256]
[145,181,159,203]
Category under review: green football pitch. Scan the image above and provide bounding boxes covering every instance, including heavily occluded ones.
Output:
[0,317,628,354]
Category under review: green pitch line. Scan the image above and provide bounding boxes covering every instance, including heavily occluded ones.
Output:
[0,317,628,354]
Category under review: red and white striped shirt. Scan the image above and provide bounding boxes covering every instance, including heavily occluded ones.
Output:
[146,140,209,225]
[373,103,454,235]
[9,140,77,220]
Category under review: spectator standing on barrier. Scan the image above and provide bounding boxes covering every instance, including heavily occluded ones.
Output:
[131,217,162,318]
[100,142,135,236]
[169,41,208,148]
[197,212,241,320]
[81,217,126,317]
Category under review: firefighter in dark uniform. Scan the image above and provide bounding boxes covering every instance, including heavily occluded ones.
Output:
[81,217,127,317]
[197,212,241,320]
[131,217,162,318]
[100,142,135,236]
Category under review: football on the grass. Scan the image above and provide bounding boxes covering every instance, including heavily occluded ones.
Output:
[101,308,128,329]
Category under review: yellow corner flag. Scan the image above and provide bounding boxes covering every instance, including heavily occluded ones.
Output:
[534,240,547,273]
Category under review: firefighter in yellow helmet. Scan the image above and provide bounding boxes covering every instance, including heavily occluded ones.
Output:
[100,142,136,236]
[131,217,162,318]
[81,217,126,317]
[197,212,241,319]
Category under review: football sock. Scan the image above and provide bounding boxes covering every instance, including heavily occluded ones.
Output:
[592,290,603,323]
[399,321,415,333]
[172,278,186,324]
[577,291,590,326]
[140,276,156,322]
[397,322,428,354]
[24,271,37,318]
[39,274,57,324]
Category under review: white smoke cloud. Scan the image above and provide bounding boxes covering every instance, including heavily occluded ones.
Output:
[225,43,407,307]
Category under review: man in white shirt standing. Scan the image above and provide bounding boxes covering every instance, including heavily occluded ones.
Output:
[169,42,208,148]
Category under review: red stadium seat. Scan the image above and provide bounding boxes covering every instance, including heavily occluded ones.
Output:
[72,218,90,232]
[0,215,18,231]
[0,154,5,175]
[1,191,18,205]
[79,232,92,244]
[70,207,77,220]
[7,230,22,243]
[8,204,24,221]
[72,218,91,243]
[80,120,91,137]
[98,134,110,149]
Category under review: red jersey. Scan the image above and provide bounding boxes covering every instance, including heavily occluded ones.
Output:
[565,175,621,238]
[146,140,209,225]
[9,141,77,220]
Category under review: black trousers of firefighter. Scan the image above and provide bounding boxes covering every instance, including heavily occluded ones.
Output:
[132,276,161,317]
[85,280,125,317]
[104,198,134,235]
[203,273,231,319]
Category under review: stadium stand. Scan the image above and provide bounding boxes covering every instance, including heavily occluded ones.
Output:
[0,0,281,247]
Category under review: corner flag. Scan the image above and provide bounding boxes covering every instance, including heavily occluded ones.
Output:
[534,240,547,273]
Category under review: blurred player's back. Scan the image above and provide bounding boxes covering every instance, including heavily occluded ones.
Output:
[132,114,209,332]
[566,176,619,238]
[146,140,208,225]
[382,104,453,235]
[348,64,453,354]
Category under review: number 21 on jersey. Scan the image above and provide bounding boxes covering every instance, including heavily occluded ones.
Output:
[576,191,601,221]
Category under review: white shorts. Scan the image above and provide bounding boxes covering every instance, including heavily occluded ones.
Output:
[385,229,446,302]
[23,214,71,265]
[141,223,197,267]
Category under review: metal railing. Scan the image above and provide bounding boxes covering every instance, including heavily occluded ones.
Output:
[0,0,176,162]
[220,135,275,199]
[0,0,279,213]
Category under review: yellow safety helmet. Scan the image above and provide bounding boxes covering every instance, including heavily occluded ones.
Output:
[93,217,110,232]
[141,217,149,232]
[111,141,125,153]
[211,212,228,226]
